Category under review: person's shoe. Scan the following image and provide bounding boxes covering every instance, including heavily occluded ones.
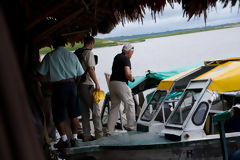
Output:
[95,135,104,140]
[70,138,78,147]
[77,133,84,140]
[53,139,69,149]
[124,126,136,131]
[105,133,111,137]
[83,135,95,142]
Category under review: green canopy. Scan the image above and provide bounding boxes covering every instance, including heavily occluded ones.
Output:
[146,91,183,103]
[128,62,202,91]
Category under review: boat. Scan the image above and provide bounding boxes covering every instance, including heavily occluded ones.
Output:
[101,69,185,129]
[2,1,239,159]
[54,57,240,160]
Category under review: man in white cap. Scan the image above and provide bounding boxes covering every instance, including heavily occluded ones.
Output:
[107,43,136,135]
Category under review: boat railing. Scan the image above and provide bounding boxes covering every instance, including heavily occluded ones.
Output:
[213,106,240,160]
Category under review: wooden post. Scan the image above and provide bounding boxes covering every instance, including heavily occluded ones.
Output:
[0,7,45,160]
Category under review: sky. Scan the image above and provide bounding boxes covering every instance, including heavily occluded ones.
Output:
[97,2,240,39]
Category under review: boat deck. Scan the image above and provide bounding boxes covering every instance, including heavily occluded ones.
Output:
[54,131,240,154]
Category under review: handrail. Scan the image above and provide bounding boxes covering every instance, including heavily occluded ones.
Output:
[213,110,231,123]
[213,110,231,160]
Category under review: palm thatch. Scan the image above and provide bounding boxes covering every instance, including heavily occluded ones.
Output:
[23,0,239,48]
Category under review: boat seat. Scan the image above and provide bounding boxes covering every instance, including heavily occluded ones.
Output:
[155,103,172,123]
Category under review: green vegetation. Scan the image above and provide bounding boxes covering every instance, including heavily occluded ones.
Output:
[39,38,121,54]
[39,23,240,55]
[123,24,238,43]
[40,47,54,55]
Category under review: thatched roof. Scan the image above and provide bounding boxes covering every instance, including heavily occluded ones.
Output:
[24,0,240,48]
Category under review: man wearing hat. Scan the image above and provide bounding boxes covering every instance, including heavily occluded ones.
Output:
[107,43,136,134]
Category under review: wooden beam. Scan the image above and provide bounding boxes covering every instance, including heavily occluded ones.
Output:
[26,0,46,10]
[34,8,84,43]
[81,0,89,11]
[26,0,70,30]
[61,29,89,36]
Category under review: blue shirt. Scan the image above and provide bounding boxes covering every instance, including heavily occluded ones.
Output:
[38,47,84,82]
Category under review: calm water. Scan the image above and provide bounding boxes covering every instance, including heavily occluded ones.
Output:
[94,27,240,93]
[40,27,240,93]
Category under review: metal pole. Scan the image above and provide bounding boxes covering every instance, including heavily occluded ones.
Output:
[218,121,228,160]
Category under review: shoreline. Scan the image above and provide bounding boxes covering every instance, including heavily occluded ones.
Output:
[39,23,240,55]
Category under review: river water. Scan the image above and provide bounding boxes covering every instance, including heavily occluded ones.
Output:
[93,27,240,93]
[40,27,240,93]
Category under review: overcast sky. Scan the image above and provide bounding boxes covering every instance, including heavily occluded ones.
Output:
[97,2,240,38]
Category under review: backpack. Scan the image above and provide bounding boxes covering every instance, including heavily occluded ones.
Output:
[74,48,89,83]
[74,48,99,83]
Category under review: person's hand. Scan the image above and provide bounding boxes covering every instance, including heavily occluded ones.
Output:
[131,77,135,82]
[95,83,100,91]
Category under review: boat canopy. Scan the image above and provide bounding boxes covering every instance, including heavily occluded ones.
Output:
[204,57,240,65]
[138,65,215,126]
[197,61,240,92]
[128,71,183,94]
[157,66,215,91]
[157,67,200,91]
[129,62,203,92]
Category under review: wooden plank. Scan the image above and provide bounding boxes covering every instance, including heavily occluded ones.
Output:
[26,0,70,30]
[34,8,84,43]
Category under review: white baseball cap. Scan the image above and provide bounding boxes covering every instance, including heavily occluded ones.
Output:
[122,43,134,52]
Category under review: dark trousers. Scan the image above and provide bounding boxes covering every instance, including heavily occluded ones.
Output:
[52,81,82,124]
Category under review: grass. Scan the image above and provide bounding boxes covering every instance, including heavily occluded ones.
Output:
[39,38,121,54]
[122,24,235,43]
[39,23,240,55]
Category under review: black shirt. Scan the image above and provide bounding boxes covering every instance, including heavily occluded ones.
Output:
[110,53,131,84]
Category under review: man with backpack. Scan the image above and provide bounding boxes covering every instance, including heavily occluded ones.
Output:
[74,36,103,141]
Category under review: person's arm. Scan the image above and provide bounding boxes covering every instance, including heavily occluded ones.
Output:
[88,67,100,91]
[37,53,49,81]
[86,51,100,91]
[75,76,81,84]
[35,72,47,83]
[124,66,134,82]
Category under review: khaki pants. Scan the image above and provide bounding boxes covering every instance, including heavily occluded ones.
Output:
[78,84,103,137]
[107,81,136,133]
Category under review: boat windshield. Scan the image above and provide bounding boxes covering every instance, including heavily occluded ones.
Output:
[140,90,167,122]
[167,89,202,126]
